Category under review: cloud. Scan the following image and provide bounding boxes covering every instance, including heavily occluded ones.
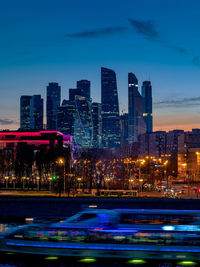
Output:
[192,56,200,65]
[128,18,187,55]
[64,19,188,55]
[154,39,188,55]
[65,26,126,38]
[167,45,187,55]
[0,119,15,125]
[154,97,200,108]
[128,18,158,39]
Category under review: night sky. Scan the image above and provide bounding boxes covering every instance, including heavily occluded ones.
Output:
[1,0,200,131]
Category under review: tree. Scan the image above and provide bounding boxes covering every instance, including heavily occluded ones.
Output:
[14,143,34,179]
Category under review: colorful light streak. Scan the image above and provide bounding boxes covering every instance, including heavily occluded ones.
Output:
[6,241,200,253]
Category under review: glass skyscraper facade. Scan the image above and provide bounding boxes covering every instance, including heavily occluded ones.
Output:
[120,113,129,145]
[20,95,32,130]
[74,96,93,148]
[30,95,43,130]
[58,97,93,148]
[77,80,91,100]
[101,67,120,148]
[128,73,146,143]
[46,82,61,130]
[58,100,77,136]
[92,102,102,148]
[69,88,81,101]
[142,81,153,133]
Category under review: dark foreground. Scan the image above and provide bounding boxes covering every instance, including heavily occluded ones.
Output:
[0,252,198,267]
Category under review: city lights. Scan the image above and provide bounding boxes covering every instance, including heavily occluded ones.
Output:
[1,1,200,266]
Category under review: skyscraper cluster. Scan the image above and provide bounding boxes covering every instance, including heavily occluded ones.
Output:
[20,68,153,149]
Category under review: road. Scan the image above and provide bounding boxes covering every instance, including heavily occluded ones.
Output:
[0,189,199,199]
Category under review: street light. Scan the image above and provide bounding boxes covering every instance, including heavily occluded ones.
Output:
[139,161,145,180]
[36,176,40,191]
[139,178,144,193]
[22,176,26,190]
[195,152,200,181]
[129,178,134,190]
[4,176,9,189]
[105,176,111,190]
[138,160,145,194]
[57,158,66,196]
[77,177,82,189]
[12,174,16,190]
[164,160,169,191]
[48,174,52,191]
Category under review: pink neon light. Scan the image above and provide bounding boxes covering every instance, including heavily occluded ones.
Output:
[0,140,50,144]
[0,131,72,141]
[0,131,55,136]
[0,132,40,136]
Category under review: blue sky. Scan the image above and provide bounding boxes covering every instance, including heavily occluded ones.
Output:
[1,0,200,130]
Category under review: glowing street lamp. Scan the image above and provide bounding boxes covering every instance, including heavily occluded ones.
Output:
[139,178,144,193]
[58,158,64,165]
[129,178,134,190]
[196,152,200,181]
[57,157,66,196]
[164,160,168,166]
[48,174,53,191]
[36,176,40,191]
[12,174,16,190]
[105,176,111,190]
[22,176,26,190]
[163,160,169,191]
[77,177,82,189]
[5,176,9,189]
[139,160,145,180]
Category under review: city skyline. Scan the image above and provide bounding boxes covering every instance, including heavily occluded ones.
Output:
[1,0,200,131]
[5,66,200,132]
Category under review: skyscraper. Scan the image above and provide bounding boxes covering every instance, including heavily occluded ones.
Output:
[58,97,93,148]
[92,102,102,148]
[74,95,93,148]
[101,67,120,148]
[69,88,81,101]
[30,95,43,130]
[58,100,77,136]
[20,95,32,130]
[120,113,129,145]
[128,73,146,143]
[77,80,90,100]
[46,82,61,130]
[142,81,153,133]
